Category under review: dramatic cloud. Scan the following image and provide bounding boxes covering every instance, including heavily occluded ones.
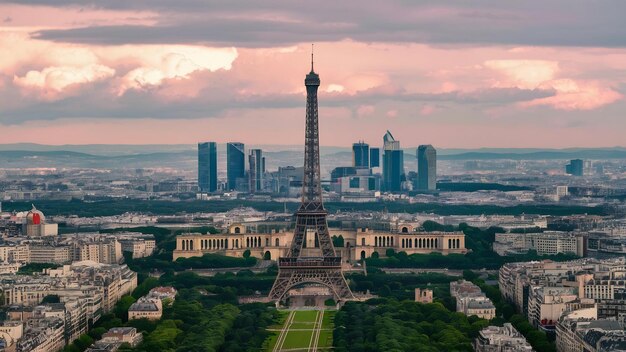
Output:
[0,2,625,147]
[14,64,115,99]
[18,1,626,48]
[485,59,622,110]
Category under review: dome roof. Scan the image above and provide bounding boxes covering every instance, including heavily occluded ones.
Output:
[26,204,44,225]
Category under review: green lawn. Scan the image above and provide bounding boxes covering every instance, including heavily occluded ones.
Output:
[292,310,319,323]
[321,310,335,329]
[266,310,334,351]
[282,329,314,349]
[289,322,317,330]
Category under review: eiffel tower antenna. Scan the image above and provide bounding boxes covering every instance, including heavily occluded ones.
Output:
[311,44,314,72]
[269,49,353,304]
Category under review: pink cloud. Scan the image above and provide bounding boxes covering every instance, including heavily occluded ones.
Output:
[356,105,375,117]
[521,79,622,110]
[419,104,437,116]
[386,109,398,119]
[485,59,622,110]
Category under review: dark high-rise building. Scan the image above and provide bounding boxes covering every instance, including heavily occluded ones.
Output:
[197,142,217,192]
[369,147,380,168]
[330,166,356,182]
[352,142,369,168]
[417,144,437,191]
[227,142,245,190]
[382,130,404,192]
[565,159,584,176]
[248,149,265,193]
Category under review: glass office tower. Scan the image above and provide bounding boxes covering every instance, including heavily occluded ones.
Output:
[198,142,217,192]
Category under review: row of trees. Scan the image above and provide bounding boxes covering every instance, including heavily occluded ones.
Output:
[64,269,281,352]
[2,199,608,217]
[333,299,489,352]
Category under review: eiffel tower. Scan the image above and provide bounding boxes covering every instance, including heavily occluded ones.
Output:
[268,47,354,303]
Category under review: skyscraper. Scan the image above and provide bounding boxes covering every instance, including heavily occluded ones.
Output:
[417,144,437,191]
[382,130,404,192]
[565,159,584,176]
[369,147,380,168]
[352,142,369,168]
[227,142,245,191]
[248,149,265,193]
[197,142,217,192]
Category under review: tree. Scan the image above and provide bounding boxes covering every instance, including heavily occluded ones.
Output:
[88,327,107,340]
[41,294,60,304]
[332,235,345,247]
[114,295,137,322]
[243,249,251,259]
[73,334,94,351]
[386,248,396,257]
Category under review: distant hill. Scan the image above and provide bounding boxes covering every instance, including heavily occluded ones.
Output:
[1,144,625,170]
[438,150,626,160]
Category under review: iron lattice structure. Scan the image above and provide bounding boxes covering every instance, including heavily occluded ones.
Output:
[269,52,354,302]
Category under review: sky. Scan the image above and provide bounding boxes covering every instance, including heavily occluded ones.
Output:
[1,1,625,148]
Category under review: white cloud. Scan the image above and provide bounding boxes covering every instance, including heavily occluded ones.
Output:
[13,64,115,99]
[326,84,345,93]
[484,59,558,89]
[116,46,238,94]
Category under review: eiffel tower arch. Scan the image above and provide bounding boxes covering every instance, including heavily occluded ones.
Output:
[269,47,354,303]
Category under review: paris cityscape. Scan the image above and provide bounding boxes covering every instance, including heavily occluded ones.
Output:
[1,2,626,352]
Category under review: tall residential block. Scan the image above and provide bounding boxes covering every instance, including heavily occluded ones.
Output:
[417,144,437,191]
[227,142,245,191]
[352,142,370,168]
[382,130,404,192]
[197,142,217,192]
[248,149,265,193]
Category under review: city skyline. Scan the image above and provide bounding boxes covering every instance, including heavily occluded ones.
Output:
[0,2,625,148]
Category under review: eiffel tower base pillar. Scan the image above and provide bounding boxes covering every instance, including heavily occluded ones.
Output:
[268,267,354,303]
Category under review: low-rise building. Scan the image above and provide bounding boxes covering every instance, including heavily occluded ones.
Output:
[147,286,177,302]
[0,321,23,352]
[119,238,155,259]
[28,245,72,264]
[173,223,467,262]
[493,231,585,257]
[527,286,577,331]
[101,327,143,347]
[450,280,496,319]
[128,298,162,321]
[556,307,598,352]
[414,288,433,304]
[15,317,64,352]
[474,323,533,352]
[0,263,21,274]
[0,245,30,263]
